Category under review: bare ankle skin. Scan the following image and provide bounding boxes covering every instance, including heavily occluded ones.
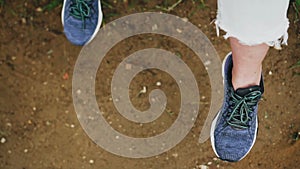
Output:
[229,37,269,90]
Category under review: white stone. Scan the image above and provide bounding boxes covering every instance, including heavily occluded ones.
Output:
[1,137,6,144]
[199,165,208,169]
[172,153,178,158]
[156,81,162,86]
[268,71,273,75]
[125,63,132,70]
[140,86,147,93]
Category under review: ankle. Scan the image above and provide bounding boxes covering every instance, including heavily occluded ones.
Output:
[231,67,262,90]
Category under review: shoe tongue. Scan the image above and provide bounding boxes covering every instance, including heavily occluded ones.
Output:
[236,85,261,97]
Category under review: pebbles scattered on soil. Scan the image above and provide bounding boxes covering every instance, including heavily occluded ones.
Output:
[65,123,75,128]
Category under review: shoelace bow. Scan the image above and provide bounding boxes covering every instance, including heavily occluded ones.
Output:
[70,0,92,28]
[226,90,262,129]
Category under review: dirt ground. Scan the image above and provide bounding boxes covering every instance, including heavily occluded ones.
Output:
[0,0,299,169]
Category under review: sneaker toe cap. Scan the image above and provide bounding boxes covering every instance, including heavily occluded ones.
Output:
[63,17,96,45]
[214,129,254,162]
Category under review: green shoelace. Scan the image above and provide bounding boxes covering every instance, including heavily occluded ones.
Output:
[226,90,262,129]
[69,0,92,28]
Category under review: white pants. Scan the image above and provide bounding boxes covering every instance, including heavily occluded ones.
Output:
[216,0,290,49]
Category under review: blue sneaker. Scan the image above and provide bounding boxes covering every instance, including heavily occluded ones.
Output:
[210,53,264,162]
[62,0,103,45]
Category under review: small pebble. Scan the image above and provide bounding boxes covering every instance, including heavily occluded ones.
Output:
[140,86,147,94]
[46,121,51,126]
[125,63,132,70]
[204,60,211,66]
[182,17,188,22]
[199,165,208,169]
[47,49,53,55]
[176,28,182,33]
[24,149,28,153]
[89,159,94,164]
[21,18,26,24]
[268,71,273,75]
[207,161,212,165]
[152,24,158,31]
[156,81,162,86]
[8,150,12,154]
[70,124,75,128]
[36,7,43,12]
[1,137,6,144]
[172,153,178,158]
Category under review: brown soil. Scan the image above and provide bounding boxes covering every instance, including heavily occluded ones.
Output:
[0,0,299,169]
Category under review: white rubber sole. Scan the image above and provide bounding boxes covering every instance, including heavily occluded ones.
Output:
[210,52,258,161]
[61,0,103,45]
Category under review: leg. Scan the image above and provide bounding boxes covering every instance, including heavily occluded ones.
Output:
[230,37,269,90]
[211,0,290,162]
